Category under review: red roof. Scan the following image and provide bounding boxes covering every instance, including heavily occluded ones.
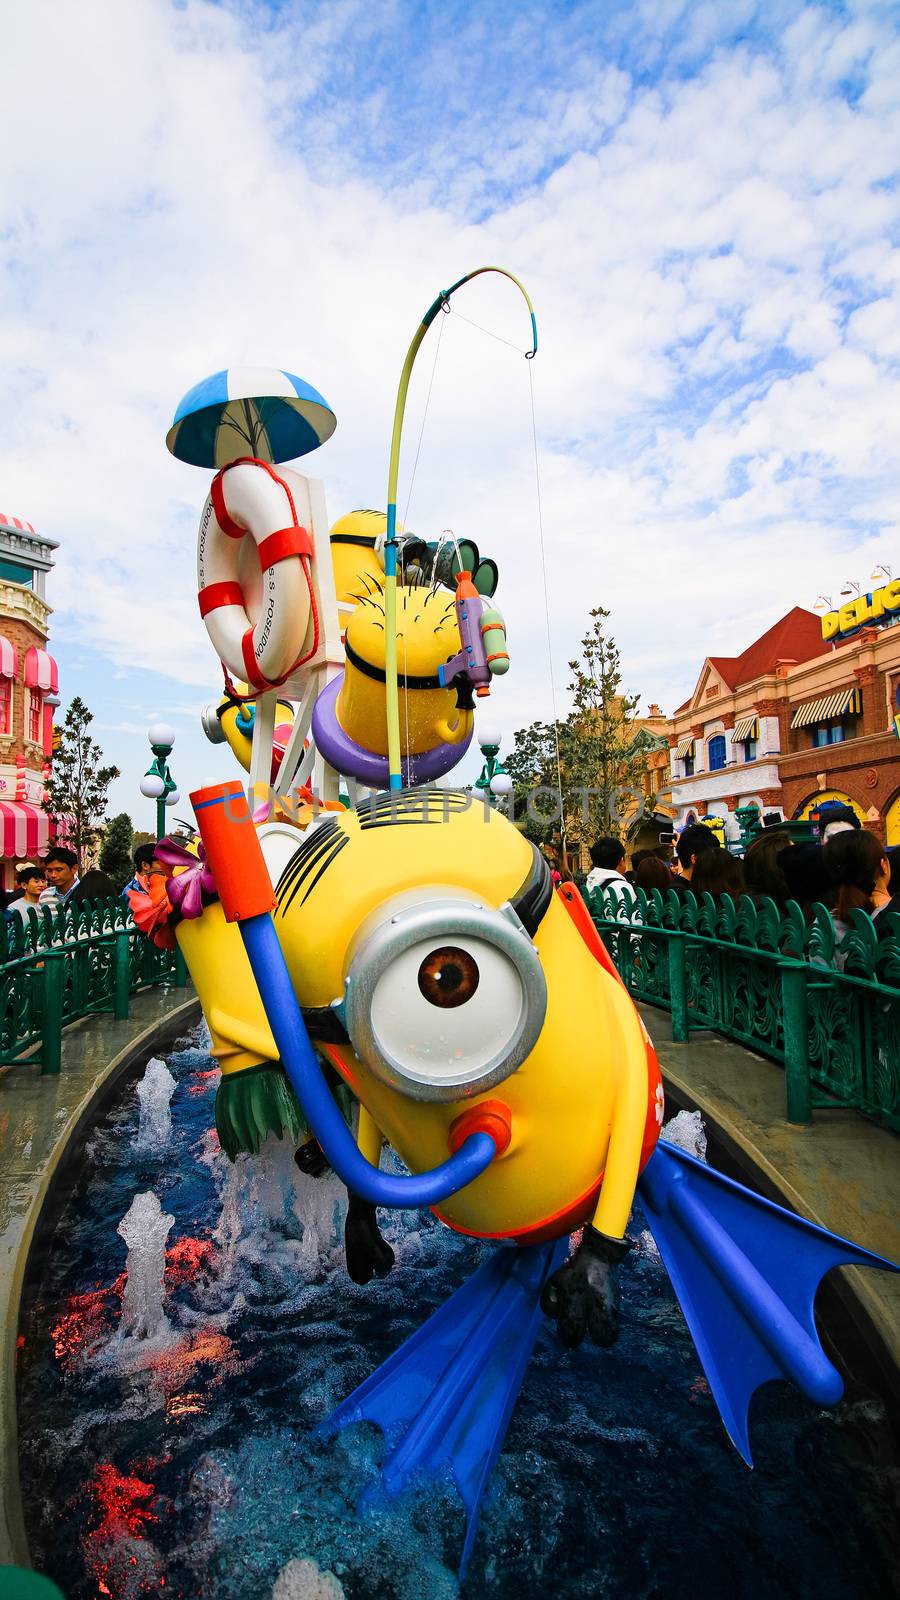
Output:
[706,607,824,691]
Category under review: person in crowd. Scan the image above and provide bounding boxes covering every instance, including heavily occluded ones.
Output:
[690,848,746,902]
[6,863,47,918]
[814,801,861,843]
[776,841,832,918]
[743,829,792,905]
[670,823,721,897]
[585,836,633,909]
[824,829,900,942]
[625,848,651,884]
[632,855,674,895]
[122,843,157,901]
[43,846,117,905]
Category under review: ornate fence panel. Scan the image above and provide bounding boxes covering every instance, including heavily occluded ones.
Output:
[0,897,185,1075]
[589,886,900,1134]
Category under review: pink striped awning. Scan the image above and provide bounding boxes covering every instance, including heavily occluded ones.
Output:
[0,801,49,859]
[24,647,58,693]
[0,636,18,678]
[0,513,35,534]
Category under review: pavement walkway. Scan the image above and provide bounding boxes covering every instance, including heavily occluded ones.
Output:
[0,986,200,1570]
[640,1002,900,1408]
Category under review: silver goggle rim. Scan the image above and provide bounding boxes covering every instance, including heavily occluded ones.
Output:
[336,897,548,1102]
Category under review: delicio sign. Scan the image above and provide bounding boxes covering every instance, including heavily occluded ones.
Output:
[822,576,900,641]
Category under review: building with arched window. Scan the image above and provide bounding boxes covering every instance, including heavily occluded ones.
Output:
[0,512,59,889]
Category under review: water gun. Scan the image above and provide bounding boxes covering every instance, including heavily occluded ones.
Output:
[438,570,508,704]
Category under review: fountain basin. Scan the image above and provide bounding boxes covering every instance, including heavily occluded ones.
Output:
[11,1023,900,1597]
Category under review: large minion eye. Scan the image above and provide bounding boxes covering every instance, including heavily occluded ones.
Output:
[417,946,480,1008]
[341,900,548,1102]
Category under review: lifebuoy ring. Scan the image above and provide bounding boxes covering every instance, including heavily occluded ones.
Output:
[196,458,319,690]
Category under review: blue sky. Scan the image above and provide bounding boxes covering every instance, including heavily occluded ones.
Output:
[1,0,899,821]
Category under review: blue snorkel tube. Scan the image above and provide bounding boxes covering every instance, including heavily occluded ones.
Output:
[191,783,497,1207]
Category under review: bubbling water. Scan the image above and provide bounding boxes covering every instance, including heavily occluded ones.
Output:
[271,1558,347,1599]
[116,1190,175,1342]
[134,1057,176,1152]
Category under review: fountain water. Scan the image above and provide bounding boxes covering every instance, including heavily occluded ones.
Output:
[660,1108,707,1162]
[116,1191,175,1341]
[134,1057,176,1152]
[272,1558,346,1599]
[18,1028,900,1600]
[201,1131,346,1294]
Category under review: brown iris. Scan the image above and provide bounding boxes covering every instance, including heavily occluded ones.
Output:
[417,946,480,1008]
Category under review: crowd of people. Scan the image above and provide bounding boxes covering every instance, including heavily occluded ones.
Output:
[1,843,156,921]
[583,804,900,943]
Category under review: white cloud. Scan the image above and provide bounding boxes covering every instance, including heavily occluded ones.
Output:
[1,0,899,812]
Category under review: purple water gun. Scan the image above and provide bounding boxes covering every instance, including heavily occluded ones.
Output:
[438,571,508,703]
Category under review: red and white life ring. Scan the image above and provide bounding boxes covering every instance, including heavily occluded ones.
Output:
[196,459,319,690]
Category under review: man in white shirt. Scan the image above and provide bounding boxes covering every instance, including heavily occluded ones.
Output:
[585,836,633,909]
[7,863,47,917]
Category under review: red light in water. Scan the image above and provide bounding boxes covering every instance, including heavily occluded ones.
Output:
[91,1462,158,1537]
[50,1273,127,1367]
[165,1236,213,1283]
[187,1068,220,1097]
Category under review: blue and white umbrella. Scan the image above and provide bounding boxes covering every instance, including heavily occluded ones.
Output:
[165,366,337,468]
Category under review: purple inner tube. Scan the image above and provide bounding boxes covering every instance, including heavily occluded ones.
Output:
[311,671,472,786]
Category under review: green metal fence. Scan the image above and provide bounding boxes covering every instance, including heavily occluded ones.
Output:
[1,897,187,1075]
[589,885,900,1133]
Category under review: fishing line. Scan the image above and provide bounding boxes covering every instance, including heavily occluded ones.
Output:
[449,305,530,357]
[528,360,566,848]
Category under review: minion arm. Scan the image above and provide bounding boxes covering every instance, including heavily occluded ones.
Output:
[357,1103,384,1168]
[588,1003,649,1240]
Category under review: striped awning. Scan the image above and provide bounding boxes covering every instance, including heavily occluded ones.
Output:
[675,736,695,759]
[0,801,49,859]
[733,715,759,742]
[24,647,58,693]
[791,687,860,729]
[0,636,18,678]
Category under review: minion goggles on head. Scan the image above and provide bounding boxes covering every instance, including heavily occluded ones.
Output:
[330,848,552,1102]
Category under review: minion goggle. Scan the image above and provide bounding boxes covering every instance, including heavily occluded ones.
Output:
[331,849,552,1103]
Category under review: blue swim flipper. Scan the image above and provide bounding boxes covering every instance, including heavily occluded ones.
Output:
[319,1237,567,1575]
[637,1140,898,1464]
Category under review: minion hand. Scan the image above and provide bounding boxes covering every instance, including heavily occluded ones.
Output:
[345,1196,395,1285]
[294,1139,329,1179]
[541,1228,633,1348]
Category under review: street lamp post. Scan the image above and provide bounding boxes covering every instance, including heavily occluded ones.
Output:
[140,722,179,841]
[474,726,513,808]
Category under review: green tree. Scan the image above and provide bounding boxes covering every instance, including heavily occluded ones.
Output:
[45,697,121,863]
[565,606,649,843]
[503,718,570,847]
[99,811,135,890]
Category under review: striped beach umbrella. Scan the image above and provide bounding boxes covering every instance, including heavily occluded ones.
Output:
[166,367,336,468]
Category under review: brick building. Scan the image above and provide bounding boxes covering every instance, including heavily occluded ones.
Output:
[668,604,900,845]
[0,511,59,889]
